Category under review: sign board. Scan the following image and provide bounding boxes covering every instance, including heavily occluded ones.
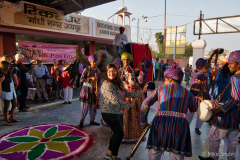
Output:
[165,25,186,54]
[18,41,77,63]
[14,2,89,34]
[95,19,126,38]
[194,15,240,35]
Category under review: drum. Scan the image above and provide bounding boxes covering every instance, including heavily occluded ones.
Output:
[198,100,215,122]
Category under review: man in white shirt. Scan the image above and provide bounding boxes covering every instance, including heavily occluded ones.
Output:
[113,27,128,55]
[32,57,49,102]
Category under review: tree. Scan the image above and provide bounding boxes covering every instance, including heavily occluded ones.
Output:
[155,32,165,58]
[132,28,153,44]
[175,42,193,59]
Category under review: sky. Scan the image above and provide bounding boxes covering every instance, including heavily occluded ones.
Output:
[81,0,240,55]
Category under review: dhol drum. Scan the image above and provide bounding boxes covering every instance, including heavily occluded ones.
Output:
[198,100,215,122]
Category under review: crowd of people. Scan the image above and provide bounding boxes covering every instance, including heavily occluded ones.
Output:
[0,46,240,160]
[0,51,87,125]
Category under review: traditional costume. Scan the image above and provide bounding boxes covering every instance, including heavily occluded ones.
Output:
[199,50,240,160]
[187,58,211,134]
[141,65,197,160]
[79,54,101,127]
[113,27,128,55]
[120,52,148,143]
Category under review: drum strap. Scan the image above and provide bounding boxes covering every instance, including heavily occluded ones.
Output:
[155,111,186,119]
[216,82,231,102]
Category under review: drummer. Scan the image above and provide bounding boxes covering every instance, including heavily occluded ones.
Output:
[199,50,240,160]
[187,58,212,135]
[141,64,197,160]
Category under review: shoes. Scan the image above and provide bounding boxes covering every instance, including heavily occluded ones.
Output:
[110,156,121,160]
[55,97,59,100]
[68,101,72,104]
[79,121,83,128]
[59,96,63,99]
[24,106,30,109]
[43,99,48,102]
[63,101,68,104]
[90,121,100,126]
[19,108,29,112]
[195,128,201,135]
[198,156,214,160]
[105,154,112,159]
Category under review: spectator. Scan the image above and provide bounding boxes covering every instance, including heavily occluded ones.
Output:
[32,58,49,102]
[51,59,63,100]
[165,60,171,70]
[62,60,75,104]
[184,64,191,87]
[74,59,84,89]
[0,75,5,96]
[16,54,35,112]
[154,58,160,80]
[213,63,231,103]
[0,58,19,126]
[159,60,165,81]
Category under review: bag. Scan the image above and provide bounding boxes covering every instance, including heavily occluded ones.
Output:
[56,75,63,83]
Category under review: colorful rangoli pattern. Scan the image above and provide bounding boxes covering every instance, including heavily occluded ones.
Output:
[0,124,93,160]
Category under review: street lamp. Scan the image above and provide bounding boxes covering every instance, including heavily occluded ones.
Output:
[131,15,148,43]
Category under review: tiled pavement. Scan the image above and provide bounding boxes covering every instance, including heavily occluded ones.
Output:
[0,81,239,160]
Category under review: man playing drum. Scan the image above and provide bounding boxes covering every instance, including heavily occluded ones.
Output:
[187,58,212,135]
[199,50,240,160]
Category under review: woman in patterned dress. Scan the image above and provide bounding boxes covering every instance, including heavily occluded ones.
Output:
[141,64,197,160]
[119,52,149,143]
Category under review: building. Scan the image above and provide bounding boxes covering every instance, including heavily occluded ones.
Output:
[0,0,131,63]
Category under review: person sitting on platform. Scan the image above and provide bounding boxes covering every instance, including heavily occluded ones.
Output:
[32,57,49,102]
[113,27,128,55]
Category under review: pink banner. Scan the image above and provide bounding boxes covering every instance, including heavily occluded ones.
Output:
[18,41,77,63]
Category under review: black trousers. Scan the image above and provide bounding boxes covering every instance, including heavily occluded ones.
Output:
[19,84,29,109]
[75,73,82,88]
[102,113,124,156]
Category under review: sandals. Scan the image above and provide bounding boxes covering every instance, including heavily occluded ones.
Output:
[63,101,68,104]
[68,101,72,104]
[5,121,13,126]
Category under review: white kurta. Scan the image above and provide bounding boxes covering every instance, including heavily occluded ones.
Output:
[113,33,128,47]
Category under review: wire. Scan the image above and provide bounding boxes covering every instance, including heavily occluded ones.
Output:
[148,14,198,19]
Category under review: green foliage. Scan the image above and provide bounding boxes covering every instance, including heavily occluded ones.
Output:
[155,31,193,59]
[175,42,193,59]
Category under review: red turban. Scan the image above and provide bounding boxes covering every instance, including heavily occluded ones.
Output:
[119,27,125,30]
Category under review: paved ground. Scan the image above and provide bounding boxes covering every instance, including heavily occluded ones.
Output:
[0,81,239,160]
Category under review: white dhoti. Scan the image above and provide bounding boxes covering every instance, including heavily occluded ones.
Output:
[208,125,239,160]
[148,149,185,160]
[187,111,203,129]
